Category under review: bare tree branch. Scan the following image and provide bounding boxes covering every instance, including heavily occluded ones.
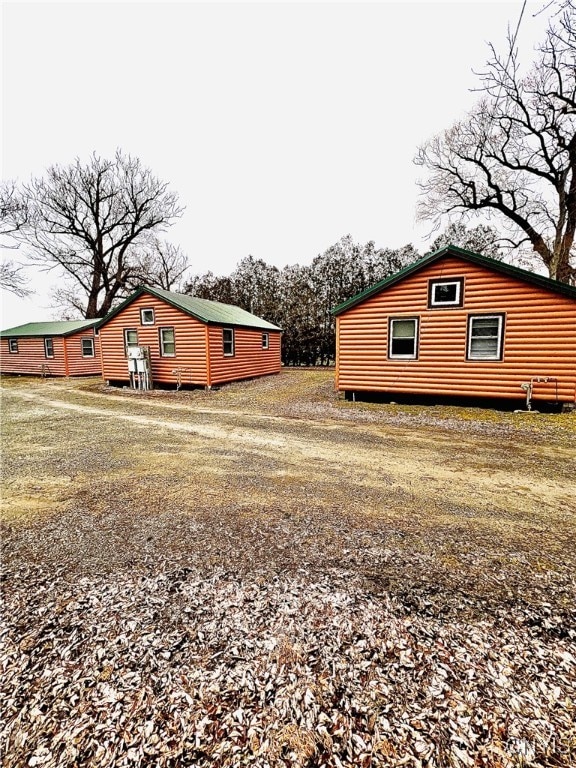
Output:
[128,238,191,292]
[415,2,576,283]
[0,259,32,298]
[8,150,184,317]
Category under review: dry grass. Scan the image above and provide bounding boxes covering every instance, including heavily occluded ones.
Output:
[1,370,575,766]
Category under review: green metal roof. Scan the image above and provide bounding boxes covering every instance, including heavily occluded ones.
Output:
[98,285,283,331]
[0,319,99,337]
[332,245,576,315]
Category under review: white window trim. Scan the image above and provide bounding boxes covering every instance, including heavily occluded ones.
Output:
[159,327,176,357]
[467,314,504,361]
[81,337,95,358]
[8,339,18,353]
[388,317,419,360]
[430,279,463,307]
[44,338,54,359]
[140,308,155,325]
[223,328,235,357]
[262,332,269,350]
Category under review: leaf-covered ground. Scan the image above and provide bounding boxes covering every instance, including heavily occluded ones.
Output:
[1,371,575,767]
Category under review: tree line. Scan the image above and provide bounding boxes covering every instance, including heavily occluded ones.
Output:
[183,225,503,366]
[1,0,573,354]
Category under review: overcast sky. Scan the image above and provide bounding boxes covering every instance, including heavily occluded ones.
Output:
[2,0,552,328]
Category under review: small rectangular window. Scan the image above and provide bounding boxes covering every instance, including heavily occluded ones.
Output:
[428,278,464,308]
[467,314,504,360]
[140,308,155,325]
[124,328,138,356]
[389,317,419,359]
[81,338,95,357]
[44,338,54,358]
[8,339,18,353]
[159,327,175,356]
[262,332,269,350]
[223,328,235,356]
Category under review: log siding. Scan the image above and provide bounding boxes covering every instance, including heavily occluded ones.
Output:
[0,328,101,377]
[207,325,282,385]
[336,255,576,403]
[99,291,282,387]
[99,294,208,386]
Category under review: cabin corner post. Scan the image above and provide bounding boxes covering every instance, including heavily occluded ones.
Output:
[97,331,104,379]
[205,325,212,389]
[334,316,340,392]
[63,337,70,377]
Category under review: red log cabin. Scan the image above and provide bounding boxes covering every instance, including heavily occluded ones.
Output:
[96,285,282,388]
[333,246,576,408]
[0,320,101,377]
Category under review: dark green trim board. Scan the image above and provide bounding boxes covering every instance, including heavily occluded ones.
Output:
[332,245,576,316]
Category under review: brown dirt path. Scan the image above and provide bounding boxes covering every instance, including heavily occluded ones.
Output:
[2,373,575,618]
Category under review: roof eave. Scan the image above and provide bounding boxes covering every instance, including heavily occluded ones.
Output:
[95,286,148,329]
[205,319,283,332]
[96,285,283,331]
[332,245,576,314]
[1,320,99,337]
[61,321,99,337]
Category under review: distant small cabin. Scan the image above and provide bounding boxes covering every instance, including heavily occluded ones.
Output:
[97,285,282,388]
[333,245,576,407]
[0,320,101,377]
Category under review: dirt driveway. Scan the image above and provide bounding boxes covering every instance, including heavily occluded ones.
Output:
[2,370,575,617]
[2,371,576,767]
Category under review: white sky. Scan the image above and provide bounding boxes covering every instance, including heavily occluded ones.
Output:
[1,0,552,328]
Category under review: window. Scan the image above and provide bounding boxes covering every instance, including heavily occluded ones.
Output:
[8,339,18,354]
[81,337,95,357]
[44,338,54,358]
[467,314,504,360]
[428,278,464,308]
[389,317,419,359]
[223,328,235,356]
[140,308,155,325]
[159,327,175,356]
[124,328,138,355]
[262,332,269,350]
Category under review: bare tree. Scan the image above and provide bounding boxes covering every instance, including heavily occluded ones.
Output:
[6,150,183,317]
[0,259,32,298]
[1,180,28,243]
[128,238,191,292]
[1,181,32,297]
[415,2,576,283]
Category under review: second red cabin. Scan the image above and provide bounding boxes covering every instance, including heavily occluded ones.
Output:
[97,285,282,388]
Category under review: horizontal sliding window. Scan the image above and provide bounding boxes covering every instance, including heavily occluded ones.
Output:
[389,317,419,360]
[140,308,155,325]
[428,278,464,308]
[467,314,504,360]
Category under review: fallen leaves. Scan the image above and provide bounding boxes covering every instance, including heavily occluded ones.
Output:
[1,566,575,767]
